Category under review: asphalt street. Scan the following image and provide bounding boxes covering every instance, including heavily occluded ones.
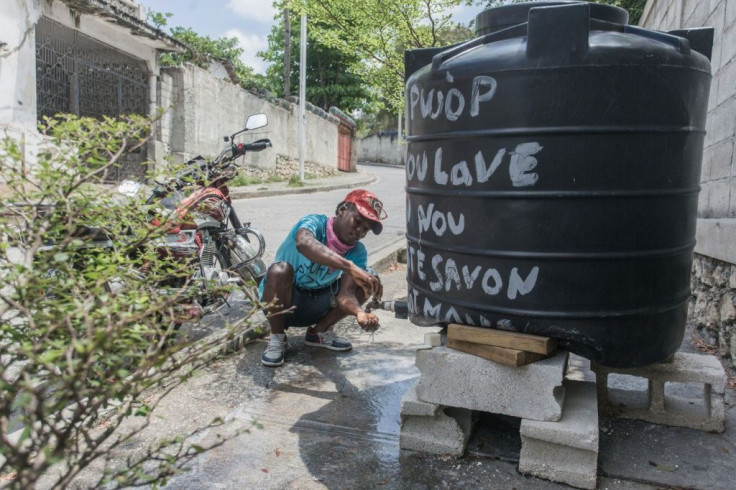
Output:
[231,164,406,265]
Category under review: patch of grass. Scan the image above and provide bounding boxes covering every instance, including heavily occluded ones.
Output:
[287,174,304,187]
[230,173,285,187]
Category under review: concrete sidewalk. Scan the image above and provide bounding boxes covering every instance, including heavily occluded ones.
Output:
[60,260,735,490]
[229,169,377,200]
[170,263,736,490]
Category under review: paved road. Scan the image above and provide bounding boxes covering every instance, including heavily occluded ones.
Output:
[231,164,406,265]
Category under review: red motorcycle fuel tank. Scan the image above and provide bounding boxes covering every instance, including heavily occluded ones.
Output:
[175,187,231,224]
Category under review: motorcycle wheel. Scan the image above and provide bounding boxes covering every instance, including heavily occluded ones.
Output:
[220,240,261,305]
[198,240,235,312]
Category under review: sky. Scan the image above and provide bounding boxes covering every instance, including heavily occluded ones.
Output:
[138,0,480,75]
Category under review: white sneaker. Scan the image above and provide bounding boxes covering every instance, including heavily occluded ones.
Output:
[261,333,287,366]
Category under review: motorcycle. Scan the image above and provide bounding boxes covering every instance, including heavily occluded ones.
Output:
[118,113,271,317]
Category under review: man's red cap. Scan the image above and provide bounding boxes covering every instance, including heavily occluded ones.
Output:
[343,189,387,235]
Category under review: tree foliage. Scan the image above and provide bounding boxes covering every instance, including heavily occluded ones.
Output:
[161,27,267,91]
[0,115,252,489]
[289,0,474,114]
[146,9,267,92]
[294,0,648,116]
[260,5,372,112]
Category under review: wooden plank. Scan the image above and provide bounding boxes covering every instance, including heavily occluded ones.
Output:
[448,324,557,355]
[447,338,546,367]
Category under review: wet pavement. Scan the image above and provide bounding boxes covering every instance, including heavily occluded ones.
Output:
[156,262,734,490]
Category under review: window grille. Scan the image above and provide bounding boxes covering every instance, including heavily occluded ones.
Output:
[35,17,150,181]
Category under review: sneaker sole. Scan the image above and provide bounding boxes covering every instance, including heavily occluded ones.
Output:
[304,340,352,352]
[261,357,285,367]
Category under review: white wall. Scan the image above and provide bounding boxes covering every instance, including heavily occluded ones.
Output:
[0,0,42,132]
[640,0,736,264]
[355,132,405,165]
[163,64,340,171]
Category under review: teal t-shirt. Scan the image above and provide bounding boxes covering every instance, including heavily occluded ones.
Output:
[258,214,368,297]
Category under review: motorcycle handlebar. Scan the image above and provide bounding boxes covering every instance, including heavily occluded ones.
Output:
[242,139,272,153]
[145,135,272,201]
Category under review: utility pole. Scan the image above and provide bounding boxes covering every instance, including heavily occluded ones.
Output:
[298,12,307,182]
[283,8,291,98]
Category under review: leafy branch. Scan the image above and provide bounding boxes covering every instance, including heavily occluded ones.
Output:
[0,114,257,489]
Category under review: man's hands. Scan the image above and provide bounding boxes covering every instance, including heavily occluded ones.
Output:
[356,311,380,332]
[349,263,382,301]
[347,264,382,333]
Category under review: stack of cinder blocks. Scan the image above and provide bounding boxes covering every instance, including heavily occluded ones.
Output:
[399,326,602,489]
[399,324,729,489]
[519,381,599,489]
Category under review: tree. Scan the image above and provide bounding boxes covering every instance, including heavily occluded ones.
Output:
[0,115,255,488]
[162,27,267,91]
[289,0,474,114]
[260,5,372,112]
[146,9,267,92]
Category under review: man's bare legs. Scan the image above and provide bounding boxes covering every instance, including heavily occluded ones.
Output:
[261,262,294,335]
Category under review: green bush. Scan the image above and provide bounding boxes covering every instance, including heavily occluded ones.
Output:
[0,114,253,489]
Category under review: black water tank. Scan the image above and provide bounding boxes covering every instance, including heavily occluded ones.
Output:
[404,1,713,367]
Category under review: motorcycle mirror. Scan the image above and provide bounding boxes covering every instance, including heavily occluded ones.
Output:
[245,113,268,130]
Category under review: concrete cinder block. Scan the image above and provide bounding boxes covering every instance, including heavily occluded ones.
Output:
[414,347,568,421]
[519,381,599,490]
[709,180,731,216]
[400,382,440,419]
[592,352,727,432]
[713,98,736,145]
[399,407,474,456]
[711,138,734,180]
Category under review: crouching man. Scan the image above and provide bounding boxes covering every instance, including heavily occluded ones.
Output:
[259,189,386,367]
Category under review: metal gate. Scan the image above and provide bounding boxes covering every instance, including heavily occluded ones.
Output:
[35,17,150,181]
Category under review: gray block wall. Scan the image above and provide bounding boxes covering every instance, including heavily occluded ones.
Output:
[161,65,341,173]
[354,131,405,165]
[641,0,736,366]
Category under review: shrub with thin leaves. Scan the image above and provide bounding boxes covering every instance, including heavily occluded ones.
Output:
[0,115,255,489]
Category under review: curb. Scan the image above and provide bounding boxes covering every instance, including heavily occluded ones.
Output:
[229,174,377,200]
[367,235,407,274]
[358,161,405,169]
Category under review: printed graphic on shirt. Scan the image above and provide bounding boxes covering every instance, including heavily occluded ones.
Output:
[258,214,367,298]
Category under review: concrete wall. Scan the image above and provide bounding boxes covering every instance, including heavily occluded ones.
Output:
[641,0,736,365]
[355,131,405,165]
[162,64,340,172]
[0,0,43,135]
[1,0,171,164]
